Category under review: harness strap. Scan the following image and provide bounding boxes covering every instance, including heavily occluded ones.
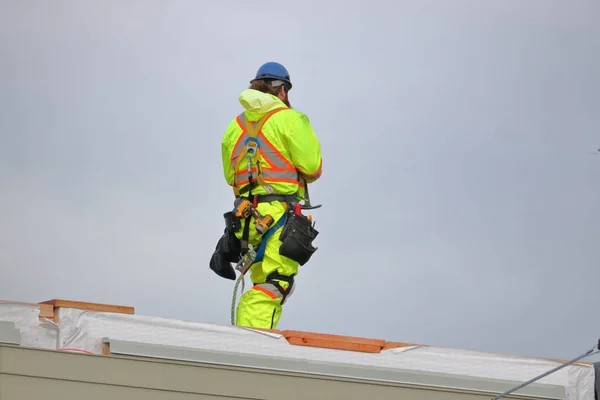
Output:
[232,108,286,196]
[237,194,298,205]
[254,211,287,263]
[237,110,280,255]
[266,271,296,305]
[240,197,252,256]
[235,181,257,196]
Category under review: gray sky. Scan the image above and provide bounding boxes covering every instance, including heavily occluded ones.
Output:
[1,0,599,362]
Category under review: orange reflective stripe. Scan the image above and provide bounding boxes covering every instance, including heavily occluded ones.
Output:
[252,285,278,299]
[229,116,247,167]
[300,158,322,180]
[230,109,300,189]
[258,132,294,170]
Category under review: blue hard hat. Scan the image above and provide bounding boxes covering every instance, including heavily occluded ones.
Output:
[250,62,293,89]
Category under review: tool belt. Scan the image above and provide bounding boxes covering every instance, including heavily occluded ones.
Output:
[210,195,319,280]
[235,194,299,206]
[233,193,318,265]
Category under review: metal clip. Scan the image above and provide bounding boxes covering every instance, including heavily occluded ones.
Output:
[244,138,259,158]
[235,244,256,275]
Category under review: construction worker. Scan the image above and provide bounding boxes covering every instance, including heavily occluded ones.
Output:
[210,61,323,330]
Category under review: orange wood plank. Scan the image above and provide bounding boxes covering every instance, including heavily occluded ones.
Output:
[283,330,386,346]
[286,336,383,353]
[544,357,592,366]
[102,342,111,356]
[38,303,55,319]
[245,327,283,335]
[38,303,58,323]
[282,330,386,353]
[0,300,40,306]
[39,299,134,315]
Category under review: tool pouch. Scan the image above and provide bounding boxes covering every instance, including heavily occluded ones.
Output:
[209,249,236,280]
[209,212,242,281]
[221,211,242,262]
[278,210,319,266]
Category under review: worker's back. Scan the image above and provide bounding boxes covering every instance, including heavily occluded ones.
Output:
[221,88,322,199]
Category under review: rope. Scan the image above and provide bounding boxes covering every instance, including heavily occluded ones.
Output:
[230,273,246,325]
[490,340,600,399]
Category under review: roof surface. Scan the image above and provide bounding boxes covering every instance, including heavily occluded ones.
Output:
[0,298,596,400]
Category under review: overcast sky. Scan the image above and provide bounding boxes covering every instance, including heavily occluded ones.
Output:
[1,0,599,362]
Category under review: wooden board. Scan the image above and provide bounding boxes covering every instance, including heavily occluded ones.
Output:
[242,327,283,335]
[282,330,386,353]
[0,300,39,306]
[39,299,134,315]
[102,342,111,356]
[544,357,592,366]
[37,304,55,319]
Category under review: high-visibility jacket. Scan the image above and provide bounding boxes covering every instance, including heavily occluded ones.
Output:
[221,89,322,200]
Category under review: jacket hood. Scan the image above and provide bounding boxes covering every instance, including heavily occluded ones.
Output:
[239,89,288,121]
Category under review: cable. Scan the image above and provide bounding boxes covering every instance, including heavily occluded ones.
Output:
[491,338,600,399]
[230,273,245,325]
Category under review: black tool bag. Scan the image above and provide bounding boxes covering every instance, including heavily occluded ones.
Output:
[278,210,319,266]
[209,212,242,280]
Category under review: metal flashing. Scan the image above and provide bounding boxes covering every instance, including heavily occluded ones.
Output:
[102,337,566,399]
[594,362,599,400]
[0,320,20,345]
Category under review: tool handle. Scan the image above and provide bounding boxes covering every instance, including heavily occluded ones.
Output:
[301,204,322,210]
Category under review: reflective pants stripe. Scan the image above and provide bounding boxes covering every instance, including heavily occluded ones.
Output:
[252,285,278,299]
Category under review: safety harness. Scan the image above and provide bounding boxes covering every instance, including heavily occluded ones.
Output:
[233,108,298,258]
[232,108,286,198]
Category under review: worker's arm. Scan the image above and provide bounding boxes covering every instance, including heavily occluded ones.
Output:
[286,113,323,184]
[221,142,235,186]
[221,122,237,186]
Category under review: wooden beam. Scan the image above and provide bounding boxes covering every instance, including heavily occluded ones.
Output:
[0,300,39,306]
[38,303,57,323]
[243,327,283,335]
[282,330,386,353]
[544,357,592,366]
[39,299,134,315]
[38,304,54,318]
[102,342,111,356]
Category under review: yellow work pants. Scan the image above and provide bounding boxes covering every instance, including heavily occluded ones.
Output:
[234,200,298,330]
